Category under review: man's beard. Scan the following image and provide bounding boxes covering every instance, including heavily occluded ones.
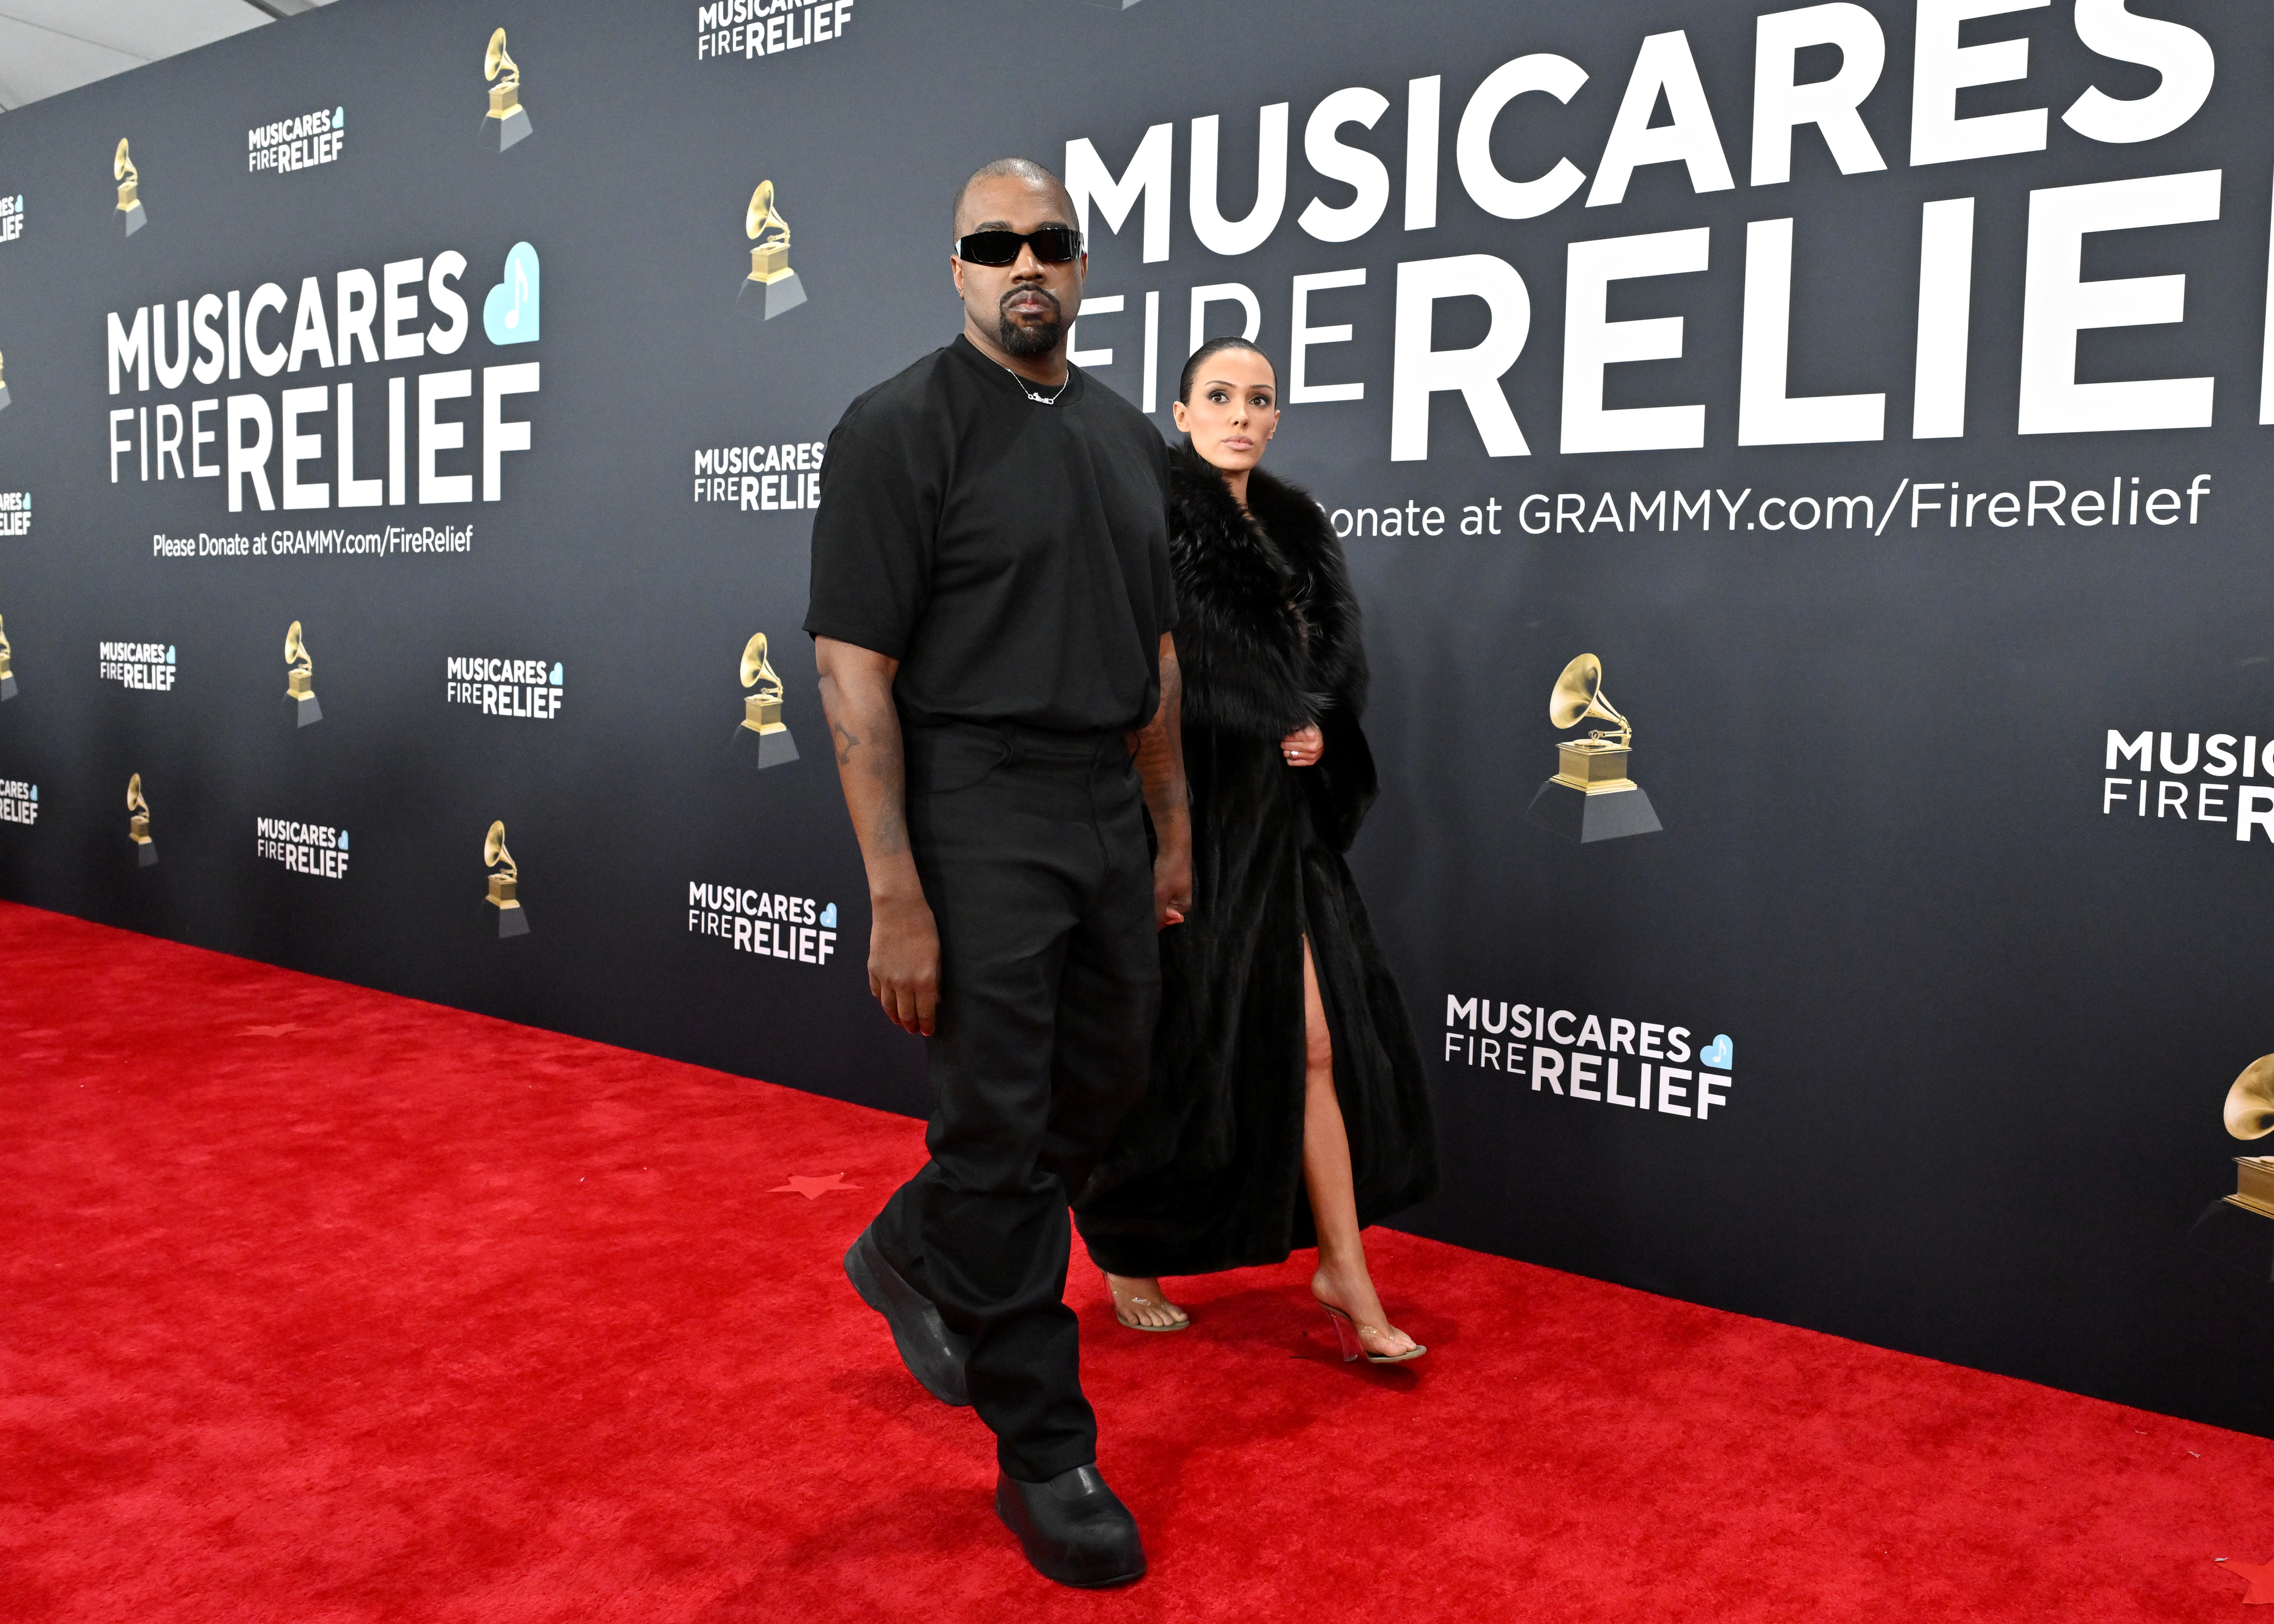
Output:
[997,289,1064,357]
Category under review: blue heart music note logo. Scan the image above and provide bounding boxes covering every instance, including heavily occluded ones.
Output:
[483,242,540,345]
[820,902,837,928]
[1699,1034,1732,1070]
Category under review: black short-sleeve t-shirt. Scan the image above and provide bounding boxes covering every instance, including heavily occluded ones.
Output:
[803,336,1177,734]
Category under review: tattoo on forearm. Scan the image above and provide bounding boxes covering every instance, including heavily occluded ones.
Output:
[868,746,909,856]
[821,659,920,879]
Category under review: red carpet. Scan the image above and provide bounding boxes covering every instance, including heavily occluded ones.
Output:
[2,898,2266,1622]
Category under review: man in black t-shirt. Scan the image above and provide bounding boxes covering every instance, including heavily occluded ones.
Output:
[805,158,1188,1590]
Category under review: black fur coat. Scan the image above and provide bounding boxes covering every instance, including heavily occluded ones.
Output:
[1074,448,1439,1277]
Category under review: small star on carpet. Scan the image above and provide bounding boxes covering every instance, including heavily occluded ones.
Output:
[2215,1558,2274,1603]
[770,1173,858,1199]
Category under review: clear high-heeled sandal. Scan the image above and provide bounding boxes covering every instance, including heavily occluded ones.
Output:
[1318,1301,1425,1364]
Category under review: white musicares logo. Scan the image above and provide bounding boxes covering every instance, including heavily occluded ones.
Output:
[2103,728,2274,843]
[255,817,349,877]
[1444,996,1733,1122]
[248,108,344,175]
[694,436,824,511]
[446,655,563,719]
[696,0,856,63]
[687,882,839,966]
[99,640,175,691]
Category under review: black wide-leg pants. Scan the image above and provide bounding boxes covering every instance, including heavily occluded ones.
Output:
[873,721,1160,1482]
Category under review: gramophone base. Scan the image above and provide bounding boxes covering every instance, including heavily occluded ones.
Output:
[737,269,806,321]
[484,107,532,152]
[490,898,530,938]
[1526,779,1662,843]
[732,721,799,770]
[2189,1195,2274,1283]
[134,839,158,867]
[0,676,15,701]
[0,384,12,412]
[286,692,323,727]
[119,203,146,237]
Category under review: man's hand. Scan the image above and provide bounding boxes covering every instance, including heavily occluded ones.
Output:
[1281,723,1324,767]
[868,889,941,1036]
[1154,835,1192,929]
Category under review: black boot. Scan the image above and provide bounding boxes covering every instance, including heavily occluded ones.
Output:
[843,1225,970,1407]
[994,1464,1146,1588]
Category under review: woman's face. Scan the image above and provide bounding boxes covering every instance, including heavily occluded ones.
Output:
[1172,348,1279,475]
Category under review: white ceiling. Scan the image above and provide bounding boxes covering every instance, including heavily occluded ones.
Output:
[0,0,337,114]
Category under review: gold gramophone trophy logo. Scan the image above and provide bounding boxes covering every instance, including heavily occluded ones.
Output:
[282,620,321,727]
[484,819,530,937]
[735,179,807,321]
[0,612,14,701]
[126,773,156,866]
[115,139,146,236]
[0,350,11,412]
[732,632,800,769]
[482,28,532,152]
[2218,1056,2274,1220]
[1526,653,1663,843]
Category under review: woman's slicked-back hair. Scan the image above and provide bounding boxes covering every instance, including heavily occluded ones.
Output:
[1177,336,1274,405]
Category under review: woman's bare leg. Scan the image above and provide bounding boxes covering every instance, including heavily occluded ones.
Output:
[1102,1272,1187,1329]
[1301,938,1418,1357]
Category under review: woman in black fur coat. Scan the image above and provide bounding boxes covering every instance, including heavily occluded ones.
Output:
[1074,339,1438,1363]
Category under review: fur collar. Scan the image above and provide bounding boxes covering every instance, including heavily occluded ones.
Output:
[1168,444,1367,738]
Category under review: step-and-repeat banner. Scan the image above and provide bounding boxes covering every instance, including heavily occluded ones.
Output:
[4,0,2272,1432]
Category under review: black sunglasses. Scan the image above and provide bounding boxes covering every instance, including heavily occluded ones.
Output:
[954,226,1083,266]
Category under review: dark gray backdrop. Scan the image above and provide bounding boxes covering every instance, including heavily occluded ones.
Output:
[3,0,2271,1435]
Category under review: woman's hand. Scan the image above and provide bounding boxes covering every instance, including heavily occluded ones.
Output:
[1281,723,1324,768]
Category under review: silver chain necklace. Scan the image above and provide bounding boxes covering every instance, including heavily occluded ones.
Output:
[1000,362,1072,406]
